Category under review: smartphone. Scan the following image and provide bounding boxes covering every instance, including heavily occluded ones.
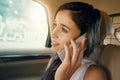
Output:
[58,33,86,61]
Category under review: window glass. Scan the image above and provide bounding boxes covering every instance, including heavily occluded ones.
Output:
[0,0,48,50]
[104,14,120,45]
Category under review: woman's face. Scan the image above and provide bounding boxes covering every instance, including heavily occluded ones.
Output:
[51,10,81,52]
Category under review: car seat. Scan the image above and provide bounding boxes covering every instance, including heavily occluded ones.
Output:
[99,44,120,80]
[90,11,120,80]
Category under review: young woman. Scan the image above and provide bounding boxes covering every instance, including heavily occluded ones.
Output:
[42,2,107,80]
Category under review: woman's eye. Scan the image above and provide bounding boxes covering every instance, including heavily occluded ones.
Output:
[62,27,68,33]
[53,23,57,26]
[53,23,57,29]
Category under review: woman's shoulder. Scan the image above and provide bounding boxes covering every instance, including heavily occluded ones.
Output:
[84,65,107,80]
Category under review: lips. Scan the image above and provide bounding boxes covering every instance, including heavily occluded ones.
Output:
[51,40,60,46]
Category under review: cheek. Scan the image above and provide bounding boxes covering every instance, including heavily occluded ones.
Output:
[58,34,70,46]
[61,33,78,42]
[60,36,71,45]
[63,38,70,43]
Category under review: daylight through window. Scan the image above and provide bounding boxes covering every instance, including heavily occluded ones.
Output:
[0,0,48,50]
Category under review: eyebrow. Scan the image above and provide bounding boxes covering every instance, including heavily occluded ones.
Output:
[61,24,70,30]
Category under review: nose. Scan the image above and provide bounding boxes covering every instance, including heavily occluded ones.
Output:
[51,27,59,39]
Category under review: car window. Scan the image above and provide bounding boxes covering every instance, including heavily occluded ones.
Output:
[0,0,48,50]
[104,13,120,45]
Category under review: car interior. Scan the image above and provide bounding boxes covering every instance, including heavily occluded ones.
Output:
[0,0,120,80]
[90,11,120,80]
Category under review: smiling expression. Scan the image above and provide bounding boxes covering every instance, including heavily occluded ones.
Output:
[51,10,81,52]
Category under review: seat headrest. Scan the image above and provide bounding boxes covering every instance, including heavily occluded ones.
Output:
[100,11,115,43]
[99,44,120,80]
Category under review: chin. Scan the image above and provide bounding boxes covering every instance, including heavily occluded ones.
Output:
[51,46,62,53]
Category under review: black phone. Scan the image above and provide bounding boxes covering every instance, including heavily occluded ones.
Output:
[58,33,86,61]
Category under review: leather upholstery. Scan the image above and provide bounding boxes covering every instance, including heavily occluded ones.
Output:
[99,44,120,80]
[92,11,119,80]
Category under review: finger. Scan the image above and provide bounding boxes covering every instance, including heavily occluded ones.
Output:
[70,39,79,64]
[64,43,71,62]
[80,37,86,51]
[71,39,78,54]
[72,37,86,67]
[78,37,87,60]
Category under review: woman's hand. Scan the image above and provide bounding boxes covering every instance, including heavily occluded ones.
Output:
[55,38,86,80]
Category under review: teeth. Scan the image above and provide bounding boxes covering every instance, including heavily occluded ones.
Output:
[53,42,57,44]
[51,41,59,45]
